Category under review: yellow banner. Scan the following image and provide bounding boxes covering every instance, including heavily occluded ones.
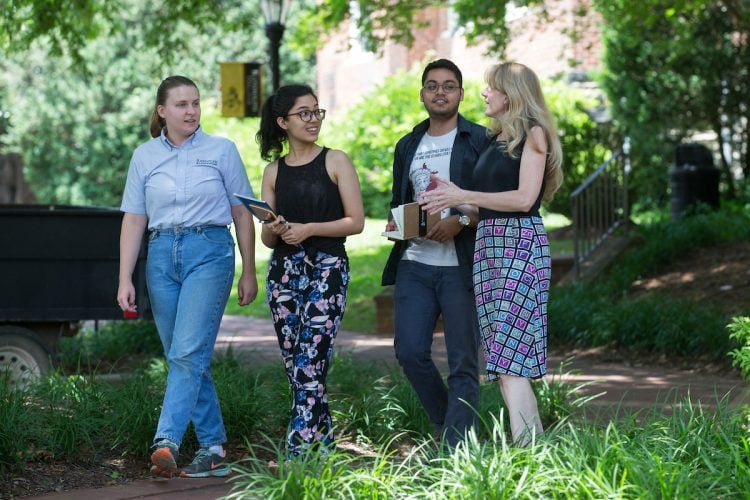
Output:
[220,63,246,118]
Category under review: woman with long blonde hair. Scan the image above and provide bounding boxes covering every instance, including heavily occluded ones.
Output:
[421,61,563,445]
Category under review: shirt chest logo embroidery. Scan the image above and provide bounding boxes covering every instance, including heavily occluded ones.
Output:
[195,159,219,167]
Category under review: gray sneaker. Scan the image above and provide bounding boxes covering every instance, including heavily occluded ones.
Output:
[180,448,230,478]
[149,440,179,478]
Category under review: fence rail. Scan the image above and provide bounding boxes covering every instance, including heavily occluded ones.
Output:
[569,141,630,281]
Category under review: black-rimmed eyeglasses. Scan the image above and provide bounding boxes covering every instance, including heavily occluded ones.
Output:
[286,109,327,122]
[422,82,460,94]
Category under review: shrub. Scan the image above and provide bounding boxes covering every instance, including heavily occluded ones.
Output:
[590,295,729,356]
[58,320,162,372]
[728,316,750,381]
[550,204,750,359]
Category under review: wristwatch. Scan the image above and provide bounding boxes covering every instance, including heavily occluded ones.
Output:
[458,214,471,227]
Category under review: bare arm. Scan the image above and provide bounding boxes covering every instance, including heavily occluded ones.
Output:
[231,204,258,306]
[259,161,281,249]
[117,213,148,313]
[421,126,548,214]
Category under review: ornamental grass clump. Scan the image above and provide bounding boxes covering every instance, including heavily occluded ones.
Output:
[227,399,749,499]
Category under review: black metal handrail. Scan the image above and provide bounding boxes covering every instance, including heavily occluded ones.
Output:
[569,140,630,280]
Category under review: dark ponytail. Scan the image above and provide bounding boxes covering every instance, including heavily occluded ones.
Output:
[149,75,199,138]
[256,84,317,161]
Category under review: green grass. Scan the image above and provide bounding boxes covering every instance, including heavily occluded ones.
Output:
[227,398,750,499]
[550,204,750,359]
[58,320,163,372]
[540,210,571,231]
[0,374,36,469]
[1,352,579,472]
[549,236,574,256]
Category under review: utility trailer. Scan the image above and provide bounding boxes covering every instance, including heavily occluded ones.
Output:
[0,204,150,388]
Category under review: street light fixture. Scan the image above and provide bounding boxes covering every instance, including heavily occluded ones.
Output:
[260,0,291,92]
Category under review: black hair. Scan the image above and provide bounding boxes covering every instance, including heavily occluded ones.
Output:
[149,75,199,138]
[421,59,463,87]
[256,84,317,161]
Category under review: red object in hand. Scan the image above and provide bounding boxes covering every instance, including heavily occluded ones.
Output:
[122,309,138,319]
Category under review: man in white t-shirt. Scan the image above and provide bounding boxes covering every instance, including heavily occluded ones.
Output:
[382,59,490,447]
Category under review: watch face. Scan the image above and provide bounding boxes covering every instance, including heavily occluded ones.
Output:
[459,215,470,226]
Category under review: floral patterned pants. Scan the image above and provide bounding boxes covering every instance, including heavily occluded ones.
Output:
[267,249,349,457]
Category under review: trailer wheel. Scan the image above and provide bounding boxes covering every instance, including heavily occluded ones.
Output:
[0,327,52,390]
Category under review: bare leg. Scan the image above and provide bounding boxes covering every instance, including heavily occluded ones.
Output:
[497,375,543,446]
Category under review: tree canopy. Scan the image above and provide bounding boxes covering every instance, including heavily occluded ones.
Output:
[2,0,747,211]
[1,0,541,62]
[0,0,313,205]
[591,0,749,205]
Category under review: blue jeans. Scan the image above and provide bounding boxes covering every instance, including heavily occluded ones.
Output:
[393,260,480,447]
[146,225,235,449]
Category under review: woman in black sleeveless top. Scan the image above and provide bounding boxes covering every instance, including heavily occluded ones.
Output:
[256,85,364,458]
[421,62,563,446]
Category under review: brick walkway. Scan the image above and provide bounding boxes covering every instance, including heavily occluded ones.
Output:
[34,314,748,500]
[214,315,748,413]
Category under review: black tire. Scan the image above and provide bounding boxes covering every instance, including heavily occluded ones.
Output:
[0,326,52,390]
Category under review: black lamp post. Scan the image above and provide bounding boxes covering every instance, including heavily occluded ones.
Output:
[260,0,291,92]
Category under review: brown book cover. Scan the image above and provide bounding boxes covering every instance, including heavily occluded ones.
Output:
[234,193,276,223]
[381,202,441,240]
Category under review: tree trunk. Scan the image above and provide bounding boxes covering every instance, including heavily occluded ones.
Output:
[714,122,737,199]
[741,113,749,184]
[0,153,37,203]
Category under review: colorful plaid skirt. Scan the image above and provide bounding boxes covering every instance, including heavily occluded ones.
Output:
[472,216,550,380]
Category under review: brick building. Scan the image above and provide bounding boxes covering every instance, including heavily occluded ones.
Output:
[316,0,602,117]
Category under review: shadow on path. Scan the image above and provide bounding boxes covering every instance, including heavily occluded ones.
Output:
[216,315,749,415]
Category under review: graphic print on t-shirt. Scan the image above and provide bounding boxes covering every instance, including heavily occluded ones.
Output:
[409,130,455,210]
[410,140,452,197]
[404,129,459,267]
[410,162,435,195]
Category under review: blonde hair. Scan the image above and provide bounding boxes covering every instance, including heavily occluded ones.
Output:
[485,62,563,201]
